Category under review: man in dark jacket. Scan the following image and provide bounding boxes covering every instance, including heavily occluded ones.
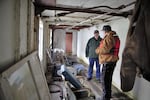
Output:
[85,30,102,81]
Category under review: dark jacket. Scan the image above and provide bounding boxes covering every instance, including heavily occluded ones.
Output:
[120,0,150,92]
[86,36,102,58]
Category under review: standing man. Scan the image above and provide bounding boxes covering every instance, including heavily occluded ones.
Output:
[96,25,120,100]
[85,30,102,81]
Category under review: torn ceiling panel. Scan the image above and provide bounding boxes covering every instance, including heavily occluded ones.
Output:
[35,0,136,30]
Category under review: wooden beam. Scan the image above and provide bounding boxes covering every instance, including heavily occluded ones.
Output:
[34,3,132,17]
[49,25,90,30]
[35,0,56,6]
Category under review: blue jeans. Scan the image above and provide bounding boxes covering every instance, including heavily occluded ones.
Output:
[101,62,116,100]
[87,58,100,80]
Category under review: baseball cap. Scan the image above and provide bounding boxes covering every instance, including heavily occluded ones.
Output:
[94,30,99,33]
[102,25,111,32]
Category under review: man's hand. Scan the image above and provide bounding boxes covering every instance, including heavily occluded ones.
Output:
[95,47,100,54]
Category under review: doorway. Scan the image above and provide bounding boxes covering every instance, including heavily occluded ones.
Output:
[65,32,72,54]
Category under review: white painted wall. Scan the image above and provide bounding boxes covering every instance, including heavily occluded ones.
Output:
[132,77,150,100]
[72,30,78,55]
[53,29,78,55]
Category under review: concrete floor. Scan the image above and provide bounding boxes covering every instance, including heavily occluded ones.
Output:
[77,76,133,100]
[77,61,133,100]
[65,56,133,100]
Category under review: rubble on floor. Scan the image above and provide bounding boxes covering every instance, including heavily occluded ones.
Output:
[46,48,133,100]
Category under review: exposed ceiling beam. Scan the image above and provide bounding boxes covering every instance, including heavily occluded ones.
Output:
[35,0,56,6]
[34,3,132,17]
[56,1,136,17]
[49,25,90,30]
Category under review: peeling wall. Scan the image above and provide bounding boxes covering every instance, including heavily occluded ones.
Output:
[53,29,78,55]
[0,0,35,70]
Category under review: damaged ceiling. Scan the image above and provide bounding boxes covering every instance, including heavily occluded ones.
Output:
[34,0,136,30]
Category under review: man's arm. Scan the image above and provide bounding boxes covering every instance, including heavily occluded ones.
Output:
[98,35,115,54]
